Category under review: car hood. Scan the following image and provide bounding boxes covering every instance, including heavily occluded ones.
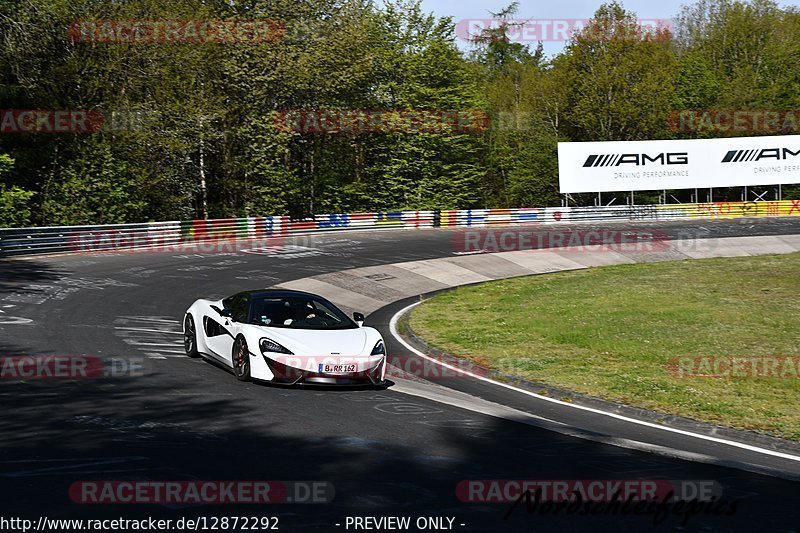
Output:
[252,326,373,357]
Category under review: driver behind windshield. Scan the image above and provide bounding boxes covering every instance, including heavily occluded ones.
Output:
[292,301,330,327]
[285,300,326,327]
[249,297,350,328]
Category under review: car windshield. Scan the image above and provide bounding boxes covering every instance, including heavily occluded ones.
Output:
[248,296,357,330]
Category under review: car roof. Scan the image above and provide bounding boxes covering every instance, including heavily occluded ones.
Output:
[238,289,327,301]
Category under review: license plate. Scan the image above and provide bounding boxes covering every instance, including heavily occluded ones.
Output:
[319,364,357,374]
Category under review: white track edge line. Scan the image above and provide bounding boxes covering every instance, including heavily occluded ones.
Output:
[389,301,800,463]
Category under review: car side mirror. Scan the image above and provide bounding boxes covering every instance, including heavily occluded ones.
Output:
[212,305,232,318]
[353,312,365,327]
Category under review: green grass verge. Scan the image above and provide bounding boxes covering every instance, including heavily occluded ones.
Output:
[409,253,800,440]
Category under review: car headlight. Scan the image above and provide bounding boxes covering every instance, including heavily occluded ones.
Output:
[260,338,294,355]
[371,340,385,356]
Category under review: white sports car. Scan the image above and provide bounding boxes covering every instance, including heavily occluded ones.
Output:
[183,289,387,386]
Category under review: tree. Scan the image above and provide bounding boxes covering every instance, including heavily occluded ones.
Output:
[41,139,145,225]
[0,154,35,227]
[559,2,676,142]
[470,3,562,207]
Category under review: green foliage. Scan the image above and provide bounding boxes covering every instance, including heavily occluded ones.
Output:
[560,2,677,141]
[41,140,145,225]
[0,154,35,227]
[0,154,13,176]
[0,0,798,224]
[469,3,539,70]
[0,185,34,228]
[674,51,721,110]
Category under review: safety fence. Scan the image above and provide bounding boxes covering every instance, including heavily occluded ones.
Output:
[2,200,799,257]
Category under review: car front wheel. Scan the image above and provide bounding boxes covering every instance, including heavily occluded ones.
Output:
[232,336,251,382]
[184,315,200,358]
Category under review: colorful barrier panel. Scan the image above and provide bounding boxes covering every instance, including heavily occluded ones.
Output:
[657,200,800,219]
[1,202,798,257]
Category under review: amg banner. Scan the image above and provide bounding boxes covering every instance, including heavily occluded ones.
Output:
[558,135,800,193]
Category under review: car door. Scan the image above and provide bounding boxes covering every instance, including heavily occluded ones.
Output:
[204,294,247,363]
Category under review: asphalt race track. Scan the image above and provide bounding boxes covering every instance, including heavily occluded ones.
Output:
[2,219,800,532]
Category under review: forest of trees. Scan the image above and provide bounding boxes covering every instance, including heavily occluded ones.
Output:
[1,0,799,227]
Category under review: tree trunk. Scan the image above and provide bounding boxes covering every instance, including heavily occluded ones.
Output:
[199,136,208,220]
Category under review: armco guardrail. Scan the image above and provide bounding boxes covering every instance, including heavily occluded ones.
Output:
[0,212,434,257]
[1,201,799,257]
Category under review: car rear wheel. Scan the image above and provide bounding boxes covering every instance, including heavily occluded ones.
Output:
[184,315,200,358]
[233,336,251,382]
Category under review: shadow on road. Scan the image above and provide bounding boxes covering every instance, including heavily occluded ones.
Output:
[0,258,68,295]
[0,359,798,532]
